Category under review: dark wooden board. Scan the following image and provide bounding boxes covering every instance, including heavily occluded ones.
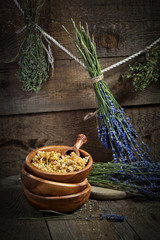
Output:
[1,0,160,60]
[44,0,160,22]
[0,3,160,229]
[0,175,51,240]
[2,0,160,23]
[1,175,160,240]
[99,200,140,240]
[0,58,160,115]
[0,105,159,178]
[43,21,160,60]
[99,199,160,240]
[46,199,117,240]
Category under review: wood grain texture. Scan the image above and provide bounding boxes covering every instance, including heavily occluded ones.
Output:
[46,20,160,60]
[23,183,91,213]
[1,175,160,240]
[0,58,160,115]
[0,105,159,178]
[21,165,88,196]
[0,0,160,185]
[46,0,160,22]
[0,176,51,240]
[99,200,140,240]
[99,199,160,240]
[2,0,160,24]
[46,198,117,240]
[1,0,160,60]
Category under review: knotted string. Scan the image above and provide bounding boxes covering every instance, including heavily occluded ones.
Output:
[13,0,160,76]
[91,74,104,84]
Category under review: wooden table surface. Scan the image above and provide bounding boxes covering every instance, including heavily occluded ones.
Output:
[0,175,160,240]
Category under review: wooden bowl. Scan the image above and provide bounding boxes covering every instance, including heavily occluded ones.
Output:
[23,182,91,213]
[21,164,88,196]
[25,145,93,183]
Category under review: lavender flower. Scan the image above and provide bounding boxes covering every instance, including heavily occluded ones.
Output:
[65,20,159,198]
[105,214,126,222]
[88,162,160,199]
[86,214,92,221]
[95,79,153,163]
[99,214,105,220]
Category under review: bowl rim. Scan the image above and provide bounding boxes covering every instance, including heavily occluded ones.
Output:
[21,164,88,187]
[24,182,91,200]
[25,145,93,177]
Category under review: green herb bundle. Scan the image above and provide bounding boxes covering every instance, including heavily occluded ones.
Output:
[63,20,101,79]
[88,162,160,197]
[18,0,48,92]
[64,19,152,164]
[64,20,160,198]
[121,43,160,91]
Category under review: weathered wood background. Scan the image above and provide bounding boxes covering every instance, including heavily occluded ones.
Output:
[0,0,160,178]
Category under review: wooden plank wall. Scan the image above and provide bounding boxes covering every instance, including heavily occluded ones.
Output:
[0,0,160,178]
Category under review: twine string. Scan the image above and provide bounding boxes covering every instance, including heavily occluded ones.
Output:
[14,0,24,14]
[41,37,54,74]
[41,34,54,74]
[35,26,160,74]
[16,25,27,34]
[35,24,86,69]
[13,0,160,120]
[83,110,99,121]
[13,0,55,71]
[91,74,104,84]
[83,74,104,120]
[101,37,160,73]
[14,0,160,75]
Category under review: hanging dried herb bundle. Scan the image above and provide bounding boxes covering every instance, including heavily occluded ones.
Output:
[121,43,160,91]
[18,0,48,92]
[64,20,160,198]
[64,20,152,164]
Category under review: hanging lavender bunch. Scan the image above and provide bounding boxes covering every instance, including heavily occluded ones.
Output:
[64,20,152,164]
[17,0,49,92]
